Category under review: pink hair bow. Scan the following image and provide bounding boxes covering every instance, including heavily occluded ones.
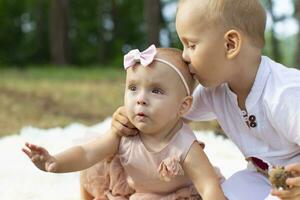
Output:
[123,44,156,69]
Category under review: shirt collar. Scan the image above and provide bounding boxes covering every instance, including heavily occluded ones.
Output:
[225,56,271,110]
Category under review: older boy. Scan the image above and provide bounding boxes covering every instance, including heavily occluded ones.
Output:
[174,0,300,199]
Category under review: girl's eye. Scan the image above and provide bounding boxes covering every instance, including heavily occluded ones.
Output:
[152,88,163,94]
[128,85,137,91]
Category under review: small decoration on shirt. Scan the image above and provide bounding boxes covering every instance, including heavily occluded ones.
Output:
[158,156,184,182]
[242,110,257,128]
[249,115,257,128]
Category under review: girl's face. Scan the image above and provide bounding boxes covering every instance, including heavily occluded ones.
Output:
[124,62,187,134]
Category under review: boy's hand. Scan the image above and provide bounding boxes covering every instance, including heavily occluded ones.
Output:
[22,142,58,172]
[271,163,300,200]
[111,106,138,137]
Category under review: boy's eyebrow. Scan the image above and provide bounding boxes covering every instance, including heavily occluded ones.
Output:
[181,36,199,44]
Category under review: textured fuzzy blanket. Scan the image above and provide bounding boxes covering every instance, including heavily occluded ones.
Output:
[0,118,246,200]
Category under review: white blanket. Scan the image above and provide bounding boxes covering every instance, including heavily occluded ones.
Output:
[0,118,246,200]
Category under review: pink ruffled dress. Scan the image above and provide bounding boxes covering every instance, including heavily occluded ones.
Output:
[82,123,204,200]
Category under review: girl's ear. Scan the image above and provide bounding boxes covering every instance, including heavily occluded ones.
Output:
[224,29,241,59]
[178,96,193,117]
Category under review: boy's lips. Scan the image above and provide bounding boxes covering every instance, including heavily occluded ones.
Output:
[188,64,196,73]
[191,73,196,79]
[188,64,197,79]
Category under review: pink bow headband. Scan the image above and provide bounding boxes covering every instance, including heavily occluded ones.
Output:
[123,44,191,96]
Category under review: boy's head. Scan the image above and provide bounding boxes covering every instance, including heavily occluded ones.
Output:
[176,0,266,87]
[177,0,266,48]
[123,45,194,133]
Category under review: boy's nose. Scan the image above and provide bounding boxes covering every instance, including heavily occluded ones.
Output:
[182,49,191,63]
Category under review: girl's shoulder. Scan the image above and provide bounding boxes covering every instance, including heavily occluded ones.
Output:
[169,123,204,161]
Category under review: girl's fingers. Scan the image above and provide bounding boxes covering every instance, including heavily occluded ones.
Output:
[22,148,32,158]
[25,142,47,154]
[25,143,40,151]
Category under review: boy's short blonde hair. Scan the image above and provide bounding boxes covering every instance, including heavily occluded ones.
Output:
[179,0,267,48]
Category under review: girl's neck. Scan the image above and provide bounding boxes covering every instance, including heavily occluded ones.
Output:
[139,119,183,152]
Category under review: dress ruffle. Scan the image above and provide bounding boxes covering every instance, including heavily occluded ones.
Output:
[129,185,201,200]
[81,156,134,200]
[81,155,202,200]
[158,155,184,182]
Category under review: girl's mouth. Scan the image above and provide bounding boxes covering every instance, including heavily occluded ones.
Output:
[137,112,146,117]
[136,112,148,121]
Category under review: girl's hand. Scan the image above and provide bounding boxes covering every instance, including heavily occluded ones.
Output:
[22,142,58,172]
[111,106,138,137]
[271,163,300,200]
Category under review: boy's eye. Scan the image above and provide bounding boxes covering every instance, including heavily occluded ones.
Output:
[152,88,163,94]
[188,44,196,50]
[128,85,137,91]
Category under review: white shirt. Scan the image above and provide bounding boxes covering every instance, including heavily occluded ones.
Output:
[185,56,300,166]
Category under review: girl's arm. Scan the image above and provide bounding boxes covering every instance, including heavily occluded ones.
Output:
[182,142,226,200]
[23,129,120,173]
[53,129,120,173]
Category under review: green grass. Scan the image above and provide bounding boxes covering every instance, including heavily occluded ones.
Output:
[0,65,220,138]
[0,66,126,137]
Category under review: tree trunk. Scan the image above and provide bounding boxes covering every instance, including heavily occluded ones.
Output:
[295,0,300,69]
[97,0,114,64]
[266,0,281,62]
[50,0,70,65]
[144,0,160,46]
[36,0,48,62]
[97,0,106,63]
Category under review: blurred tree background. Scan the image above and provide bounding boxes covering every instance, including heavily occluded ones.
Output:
[0,0,299,136]
[0,0,299,67]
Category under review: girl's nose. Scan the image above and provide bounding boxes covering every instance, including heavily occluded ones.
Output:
[137,98,146,105]
[137,92,147,105]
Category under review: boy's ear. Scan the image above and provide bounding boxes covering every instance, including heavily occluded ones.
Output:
[224,30,241,59]
[178,96,193,117]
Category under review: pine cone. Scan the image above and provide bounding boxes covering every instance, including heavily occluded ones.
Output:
[269,166,293,190]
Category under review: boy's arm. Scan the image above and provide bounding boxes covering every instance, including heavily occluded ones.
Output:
[183,85,216,122]
[182,142,226,200]
[268,89,300,199]
[53,129,120,173]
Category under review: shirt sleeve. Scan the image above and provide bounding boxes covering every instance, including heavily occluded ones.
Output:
[184,84,216,121]
[268,86,300,146]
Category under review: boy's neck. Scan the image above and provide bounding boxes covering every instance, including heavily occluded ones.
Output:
[139,119,183,152]
[227,47,262,110]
